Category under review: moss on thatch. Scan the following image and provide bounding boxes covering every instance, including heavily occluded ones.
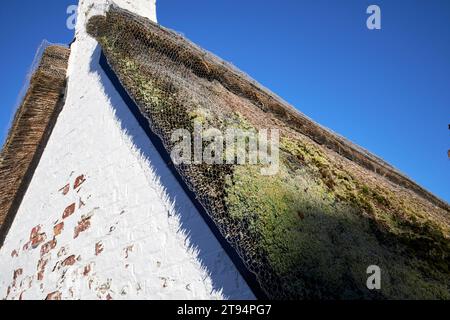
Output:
[87,5,449,299]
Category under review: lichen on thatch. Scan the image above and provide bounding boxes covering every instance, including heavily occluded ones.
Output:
[87,5,450,299]
[0,45,70,246]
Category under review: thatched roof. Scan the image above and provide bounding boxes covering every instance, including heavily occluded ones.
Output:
[88,5,450,299]
[0,4,447,299]
[0,45,70,246]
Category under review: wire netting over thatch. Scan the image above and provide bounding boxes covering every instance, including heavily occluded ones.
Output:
[0,45,70,246]
[88,5,450,299]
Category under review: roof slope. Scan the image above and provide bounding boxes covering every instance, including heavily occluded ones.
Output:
[0,45,70,245]
[89,6,450,299]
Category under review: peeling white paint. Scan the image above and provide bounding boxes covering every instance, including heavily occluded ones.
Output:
[0,0,254,300]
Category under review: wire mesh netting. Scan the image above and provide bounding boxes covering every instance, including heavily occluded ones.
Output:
[87,5,450,299]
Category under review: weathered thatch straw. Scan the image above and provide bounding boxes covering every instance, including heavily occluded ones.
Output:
[0,45,70,246]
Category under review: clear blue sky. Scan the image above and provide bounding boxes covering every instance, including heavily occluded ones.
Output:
[0,0,449,202]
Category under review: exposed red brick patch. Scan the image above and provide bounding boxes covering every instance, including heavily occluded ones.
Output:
[106,294,113,300]
[62,255,77,267]
[19,291,25,300]
[59,184,70,195]
[74,174,86,189]
[73,216,91,239]
[95,242,104,256]
[11,250,19,258]
[40,239,57,257]
[46,291,62,300]
[54,222,64,236]
[83,264,91,276]
[62,203,76,219]
[37,258,48,281]
[74,216,92,238]
[30,225,41,237]
[31,235,46,249]
[30,226,46,249]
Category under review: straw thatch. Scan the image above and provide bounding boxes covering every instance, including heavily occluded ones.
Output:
[0,45,70,246]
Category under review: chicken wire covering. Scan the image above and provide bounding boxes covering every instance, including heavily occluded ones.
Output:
[87,5,450,299]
